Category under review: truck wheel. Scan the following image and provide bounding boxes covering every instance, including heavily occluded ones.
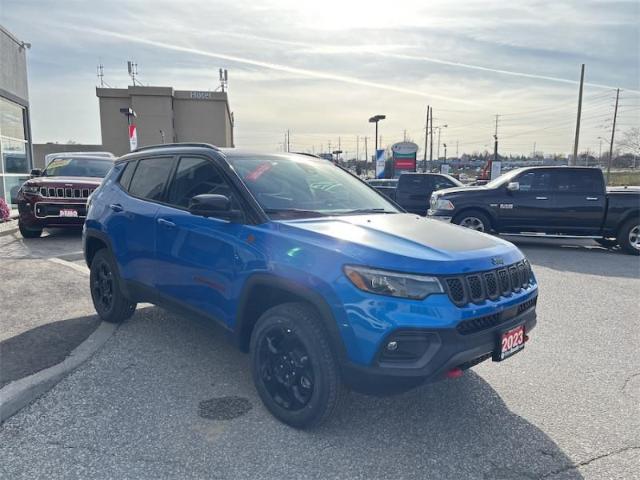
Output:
[90,249,137,322]
[453,210,491,233]
[18,221,42,238]
[250,302,343,429]
[617,219,640,256]
[595,238,618,249]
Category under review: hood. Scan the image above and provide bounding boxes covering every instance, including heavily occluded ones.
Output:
[274,213,522,273]
[25,176,103,187]
[433,185,485,197]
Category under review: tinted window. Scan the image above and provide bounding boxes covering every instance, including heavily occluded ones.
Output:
[128,157,174,201]
[432,176,456,191]
[118,161,137,190]
[398,175,429,192]
[168,156,237,208]
[517,171,551,192]
[552,170,603,193]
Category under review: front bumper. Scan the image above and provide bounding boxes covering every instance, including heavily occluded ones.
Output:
[18,197,87,228]
[342,304,537,394]
[426,209,452,222]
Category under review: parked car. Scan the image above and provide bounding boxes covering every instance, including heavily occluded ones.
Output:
[370,173,464,215]
[15,155,115,238]
[428,166,640,255]
[84,144,538,428]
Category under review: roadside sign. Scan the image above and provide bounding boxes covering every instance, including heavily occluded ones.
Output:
[375,149,386,178]
[129,124,138,151]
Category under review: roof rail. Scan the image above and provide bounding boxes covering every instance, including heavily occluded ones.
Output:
[134,143,220,153]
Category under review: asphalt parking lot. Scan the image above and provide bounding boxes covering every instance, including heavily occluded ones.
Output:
[0,230,638,479]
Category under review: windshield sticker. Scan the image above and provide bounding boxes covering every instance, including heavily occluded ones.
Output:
[245,162,273,182]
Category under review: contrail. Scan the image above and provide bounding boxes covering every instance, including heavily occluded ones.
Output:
[69,26,477,105]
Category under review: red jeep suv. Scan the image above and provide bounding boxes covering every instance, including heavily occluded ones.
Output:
[16,155,114,238]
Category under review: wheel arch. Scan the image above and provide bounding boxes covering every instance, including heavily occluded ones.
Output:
[234,274,348,363]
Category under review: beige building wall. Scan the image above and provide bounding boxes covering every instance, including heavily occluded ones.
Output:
[96,86,233,157]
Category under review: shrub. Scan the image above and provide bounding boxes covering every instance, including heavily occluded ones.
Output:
[0,197,10,222]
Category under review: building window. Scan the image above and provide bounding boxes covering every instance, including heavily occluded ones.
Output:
[0,96,31,206]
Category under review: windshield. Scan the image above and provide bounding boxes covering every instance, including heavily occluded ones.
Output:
[43,157,113,178]
[485,168,524,188]
[227,154,400,218]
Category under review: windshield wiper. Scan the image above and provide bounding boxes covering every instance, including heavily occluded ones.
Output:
[263,208,328,218]
[332,208,397,215]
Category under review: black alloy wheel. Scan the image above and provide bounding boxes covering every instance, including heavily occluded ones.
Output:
[89,249,137,323]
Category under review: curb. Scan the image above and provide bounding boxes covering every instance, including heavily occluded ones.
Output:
[0,321,118,423]
[0,220,18,237]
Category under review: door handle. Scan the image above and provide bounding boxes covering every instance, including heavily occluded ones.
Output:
[586,197,599,201]
[157,218,176,228]
[109,203,123,212]
[535,196,548,200]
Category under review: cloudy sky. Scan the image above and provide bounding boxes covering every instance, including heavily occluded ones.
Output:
[2,0,639,157]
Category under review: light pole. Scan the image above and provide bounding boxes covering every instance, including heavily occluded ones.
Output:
[369,115,386,154]
[435,125,448,160]
[443,143,447,163]
[597,136,607,167]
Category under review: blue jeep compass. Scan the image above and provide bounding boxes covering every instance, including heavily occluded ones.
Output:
[83,143,538,428]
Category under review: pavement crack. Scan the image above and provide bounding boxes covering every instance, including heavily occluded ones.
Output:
[621,372,640,394]
[540,446,640,478]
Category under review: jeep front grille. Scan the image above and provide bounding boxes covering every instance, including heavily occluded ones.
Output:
[443,260,534,307]
[39,187,94,199]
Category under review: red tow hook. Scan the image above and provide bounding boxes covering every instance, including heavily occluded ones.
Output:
[445,367,464,379]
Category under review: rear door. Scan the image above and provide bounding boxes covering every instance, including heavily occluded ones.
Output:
[396,175,431,215]
[498,169,555,232]
[106,156,175,288]
[549,169,606,234]
[153,154,251,326]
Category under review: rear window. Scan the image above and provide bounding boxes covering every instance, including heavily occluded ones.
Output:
[398,175,429,192]
[552,169,603,193]
[127,157,174,201]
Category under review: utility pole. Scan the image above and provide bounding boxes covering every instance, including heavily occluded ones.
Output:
[403,129,407,141]
[456,140,459,158]
[493,114,500,176]
[364,137,369,177]
[356,136,359,161]
[607,88,620,185]
[429,108,434,169]
[437,128,442,160]
[533,142,536,159]
[423,106,430,171]
[571,63,585,166]
[287,129,290,152]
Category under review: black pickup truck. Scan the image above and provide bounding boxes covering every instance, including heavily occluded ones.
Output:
[427,166,640,255]
[369,173,463,216]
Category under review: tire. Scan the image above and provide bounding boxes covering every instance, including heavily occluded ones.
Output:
[90,249,137,323]
[250,302,343,429]
[453,210,492,233]
[595,237,618,249]
[617,218,640,256]
[18,221,42,238]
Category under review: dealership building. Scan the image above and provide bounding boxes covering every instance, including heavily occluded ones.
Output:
[96,86,234,157]
[0,25,32,206]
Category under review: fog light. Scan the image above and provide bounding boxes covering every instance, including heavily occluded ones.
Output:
[386,341,398,351]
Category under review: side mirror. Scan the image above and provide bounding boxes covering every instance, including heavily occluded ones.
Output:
[507,181,519,192]
[188,194,243,221]
[30,169,42,177]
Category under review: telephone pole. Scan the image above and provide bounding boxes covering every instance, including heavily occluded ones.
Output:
[287,129,290,152]
[571,63,585,166]
[607,88,620,185]
[423,105,430,168]
[364,136,369,177]
[493,114,500,176]
[356,135,359,161]
[429,108,434,169]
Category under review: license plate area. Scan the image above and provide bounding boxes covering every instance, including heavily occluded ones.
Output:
[59,209,78,218]
[493,324,525,361]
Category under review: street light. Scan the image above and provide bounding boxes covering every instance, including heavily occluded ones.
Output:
[435,124,448,160]
[368,115,386,153]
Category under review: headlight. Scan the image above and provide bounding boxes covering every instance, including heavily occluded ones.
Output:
[434,198,455,210]
[344,265,444,300]
[21,185,39,194]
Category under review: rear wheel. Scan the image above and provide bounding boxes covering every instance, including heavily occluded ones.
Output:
[90,249,137,322]
[617,219,640,256]
[18,221,42,238]
[453,210,491,233]
[250,302,343,429]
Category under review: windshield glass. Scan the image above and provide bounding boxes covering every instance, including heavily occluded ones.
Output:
[227,154,400,218]
[43,157,113,178]
[485,168,524,188]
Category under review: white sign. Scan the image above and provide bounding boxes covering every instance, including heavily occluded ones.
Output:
[375,149,386,179]
[391,141,419,155]
[491,161,502,180]
[440,164,451,175]
[129,124,138,151]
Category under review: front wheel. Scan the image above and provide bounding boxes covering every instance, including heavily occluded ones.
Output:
[250,302,343,429]
[453,210,491,233]
[19,221,42,238]
[617,219,640,256]
[90,249,137,322]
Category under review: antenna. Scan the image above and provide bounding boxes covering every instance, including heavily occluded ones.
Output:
[97,63,105,87]
[218,68,228,92]
[127,60,139,86]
